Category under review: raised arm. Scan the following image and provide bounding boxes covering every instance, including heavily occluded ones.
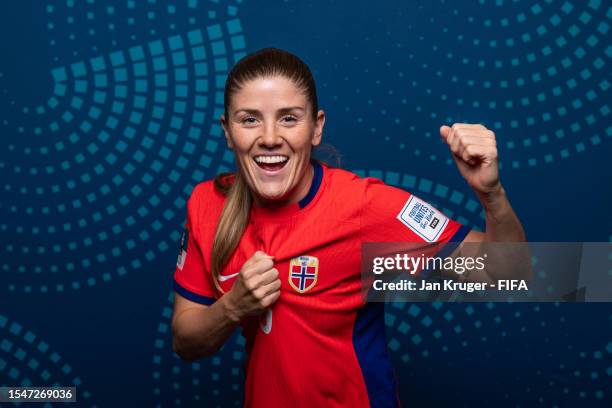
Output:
[439,123,529,282]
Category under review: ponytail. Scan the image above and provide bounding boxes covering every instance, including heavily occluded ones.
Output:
[211,171,252,293]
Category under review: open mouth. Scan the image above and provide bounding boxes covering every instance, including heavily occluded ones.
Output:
[253,155,289,172]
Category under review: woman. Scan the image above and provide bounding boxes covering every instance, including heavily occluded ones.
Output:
[171,48,526,407]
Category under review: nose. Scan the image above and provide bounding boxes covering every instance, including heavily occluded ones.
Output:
[258,121,283,149]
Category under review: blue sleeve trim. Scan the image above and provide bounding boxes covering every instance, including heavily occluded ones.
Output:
[420,225,472,279]
[173,279,216,305]
[440,224,472,256]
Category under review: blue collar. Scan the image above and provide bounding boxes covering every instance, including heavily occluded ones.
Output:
[298,160,323,209]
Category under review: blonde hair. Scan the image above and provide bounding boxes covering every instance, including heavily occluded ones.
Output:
[211,172,251,293]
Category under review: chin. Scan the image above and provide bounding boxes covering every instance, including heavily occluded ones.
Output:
[254,183,292,202]
[258,190,288,202]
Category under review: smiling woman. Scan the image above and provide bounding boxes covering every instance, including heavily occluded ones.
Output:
[170,48,526,408]
[220,75,324,205]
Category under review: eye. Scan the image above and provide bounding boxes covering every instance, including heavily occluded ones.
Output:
[241,116,257,125]
[281,115,297,123]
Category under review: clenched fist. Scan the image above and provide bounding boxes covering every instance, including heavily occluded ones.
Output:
[224,250,281,323]
[440,123,501,195]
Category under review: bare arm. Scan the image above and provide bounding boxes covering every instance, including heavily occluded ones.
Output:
[438,124,530,283]
[469,185,526,242]
[450,185,530,283]
[172,293,241,361]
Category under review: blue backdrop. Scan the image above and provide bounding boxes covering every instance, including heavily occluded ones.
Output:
[1,1,610,407]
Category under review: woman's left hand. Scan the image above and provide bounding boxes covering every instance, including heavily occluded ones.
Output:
[439,123,501,195]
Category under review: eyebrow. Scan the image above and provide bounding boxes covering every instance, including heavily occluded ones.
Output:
[234,106,305,116]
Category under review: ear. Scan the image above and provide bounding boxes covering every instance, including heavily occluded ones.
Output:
[220,114,234,149]
[311,109,325,147]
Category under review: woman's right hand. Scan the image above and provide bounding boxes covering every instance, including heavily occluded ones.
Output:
[224,251,281,323]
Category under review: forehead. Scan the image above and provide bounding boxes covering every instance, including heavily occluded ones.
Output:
[230,76,308,111]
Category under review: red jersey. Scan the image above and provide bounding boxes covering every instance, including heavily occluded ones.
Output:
[173,161,471,407]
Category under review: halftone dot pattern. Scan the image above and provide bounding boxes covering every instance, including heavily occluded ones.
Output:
[152,292,244,407]
[0,315,94,406]
[1,12,243,293]
[328,0,610,169]
[1,1,243,118]
[2,25,241,185]
[43,1,243,63]
[384,302,612,405]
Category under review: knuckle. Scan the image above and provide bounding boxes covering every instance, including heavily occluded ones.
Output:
[253,288,264,300]
[244,280,254,291]
[245,277,258,291]
[263,294,277,308]
[261,297,272,308]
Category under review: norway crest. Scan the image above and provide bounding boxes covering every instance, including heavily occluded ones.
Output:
[289,256,319,293]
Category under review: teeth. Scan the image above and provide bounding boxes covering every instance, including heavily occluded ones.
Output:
[254,155,288,164]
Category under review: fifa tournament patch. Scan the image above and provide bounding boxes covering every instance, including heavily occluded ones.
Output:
[397,195,449,242]
[176,227,189,270]
[289,255,319,293]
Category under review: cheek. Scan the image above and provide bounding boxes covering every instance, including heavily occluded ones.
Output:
[229,130,255,153]
[289,130,316,150]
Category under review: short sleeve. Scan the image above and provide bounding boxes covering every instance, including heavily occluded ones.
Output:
[172,188,216,305]
[360,177,471,253]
